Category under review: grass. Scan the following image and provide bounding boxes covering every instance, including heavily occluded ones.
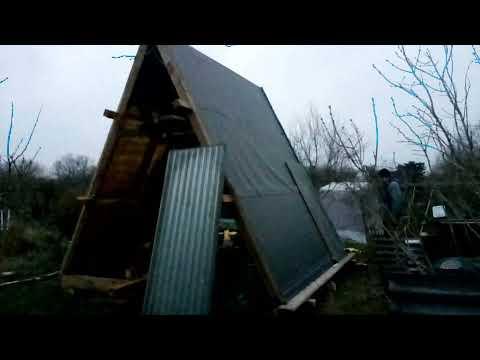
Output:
[0,221,68,277]
[0,221,133,316]
[316,267,388,315]
[314,241,389,315]
[0,223,389,316]
[0,278,137,316]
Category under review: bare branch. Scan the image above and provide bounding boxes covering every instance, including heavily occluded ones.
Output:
[14,105,42,162]
[6,102,14,162]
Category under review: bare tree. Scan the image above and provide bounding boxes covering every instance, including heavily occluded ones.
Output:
[318,98,380,179]
[370,45,480,256]
[0,95,42,230]
[290,105,346,170]
[2,102,42,178]
[289,105,360,189]
[373,45,479,173]
[53,154,95,186]
[473,46,480,65]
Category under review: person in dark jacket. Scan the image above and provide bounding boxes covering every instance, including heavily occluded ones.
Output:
[378,168,404,227]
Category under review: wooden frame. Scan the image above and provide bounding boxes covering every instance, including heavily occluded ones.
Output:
[61,45,346,309]
[62,45,213,291]
[61,45,149,275]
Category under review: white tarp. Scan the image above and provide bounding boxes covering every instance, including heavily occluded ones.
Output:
[319,182,368,244]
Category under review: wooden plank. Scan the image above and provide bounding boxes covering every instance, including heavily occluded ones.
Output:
[278,253,355,312]
[104,109,143,122]
[76,196,137,206]
[61,275,142,293]
[103,109,119,120]
[222,194,234,203]
[147,144,168,175]
[130,136,157,190]
[172,98,192,113]
[0,271,59,288]
[108,277,147,297]
[375,250,398,256]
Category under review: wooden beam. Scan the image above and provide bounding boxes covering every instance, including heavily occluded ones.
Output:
[0,271,59,288]
[278,253,355,312]
[62,275,144,294]
[172,98,192,113]
[76,196,136,206]
[108,277,146,297]
[104,109,119,120]
[147,144,168,176]
[153,114,187,124]
[222,194,235,203]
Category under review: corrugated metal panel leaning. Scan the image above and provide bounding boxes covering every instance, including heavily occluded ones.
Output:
[143,145,225,315]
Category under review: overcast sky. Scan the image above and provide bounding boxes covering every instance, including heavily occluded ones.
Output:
[1,45,479,171]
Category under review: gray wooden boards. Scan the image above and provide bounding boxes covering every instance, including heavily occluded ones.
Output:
[143,145,224,315]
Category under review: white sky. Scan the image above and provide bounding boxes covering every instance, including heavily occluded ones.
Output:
[0,45,479,170]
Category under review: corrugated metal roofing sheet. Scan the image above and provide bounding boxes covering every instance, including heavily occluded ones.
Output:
[143,145,224,315]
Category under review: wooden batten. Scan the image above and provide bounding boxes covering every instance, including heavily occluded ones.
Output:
[147,144,168,175]
[172,98,192,113]
[76,196,137,206]
[62,275,129,292]
[278,253,355,312]
[76,196,93,202]
[222,194,235,203]
[103,109,119,120]
[62,275,146,295]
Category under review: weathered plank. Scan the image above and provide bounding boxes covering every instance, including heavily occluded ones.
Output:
[222,194,235,203]
[278,253,355,312]
[62,275,141,293]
